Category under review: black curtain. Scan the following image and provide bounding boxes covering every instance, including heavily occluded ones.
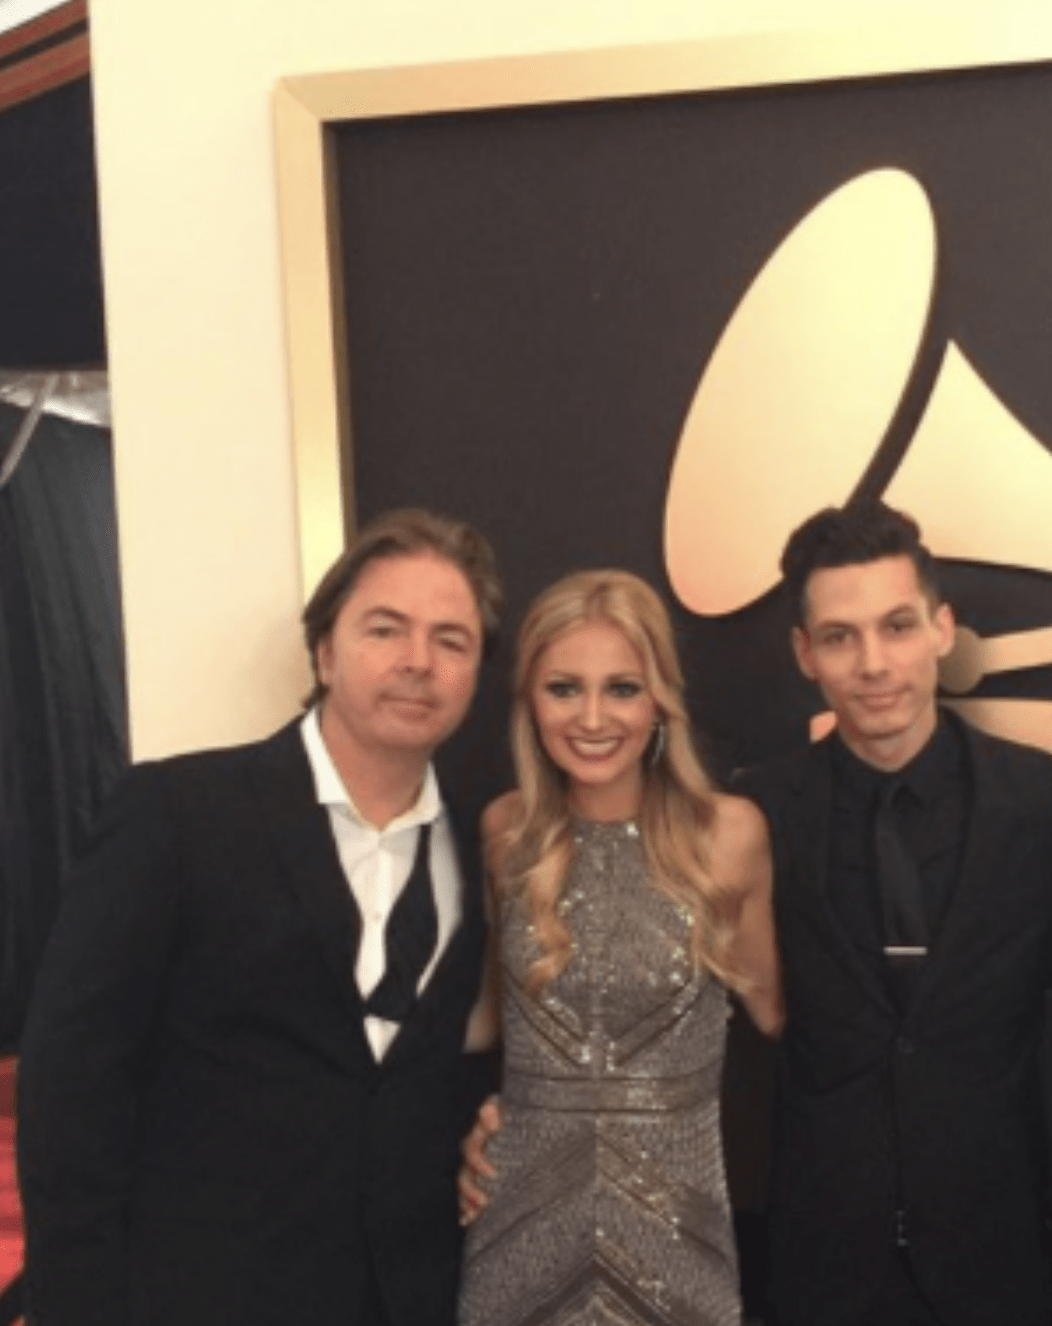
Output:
[0,78,106,368]
[0,401,126,1050]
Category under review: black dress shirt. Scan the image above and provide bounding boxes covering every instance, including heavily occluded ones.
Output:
[828,717,971,997]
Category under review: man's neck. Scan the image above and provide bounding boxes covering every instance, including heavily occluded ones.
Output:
[319,714,431,830]
[839,707,939,774]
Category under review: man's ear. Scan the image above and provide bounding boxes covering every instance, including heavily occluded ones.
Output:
[933,601,956,660]
[791,626,818,681]
[316,635,334,687]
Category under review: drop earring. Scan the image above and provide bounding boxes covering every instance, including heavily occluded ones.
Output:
[649,722,666,767]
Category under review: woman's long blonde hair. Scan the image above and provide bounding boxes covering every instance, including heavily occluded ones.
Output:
[501,569,743,995]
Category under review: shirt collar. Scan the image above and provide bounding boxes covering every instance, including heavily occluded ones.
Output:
[300,707,444,832]
[831,712,961,811]
[895,714,963,809]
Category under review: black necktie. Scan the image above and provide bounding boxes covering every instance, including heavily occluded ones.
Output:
[874,780,927,1004]
[363,824,438,1023]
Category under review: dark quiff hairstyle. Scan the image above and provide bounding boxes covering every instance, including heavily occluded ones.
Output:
[302,507,503,708]
[780,502,943,626]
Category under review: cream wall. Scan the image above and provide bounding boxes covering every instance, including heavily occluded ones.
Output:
[86,0,1043,760]
[0,0,63,32]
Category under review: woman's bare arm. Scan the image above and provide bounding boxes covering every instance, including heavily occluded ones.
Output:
[463,791,520,1051]
[459,791,522,1215]
[710,793,785,1038]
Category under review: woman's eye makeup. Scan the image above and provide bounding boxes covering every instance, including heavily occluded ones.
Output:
[541,676,646,700]
[543,678,579,698]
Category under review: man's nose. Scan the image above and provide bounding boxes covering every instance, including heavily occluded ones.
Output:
[401,631,433,672]
[857,632,888,675]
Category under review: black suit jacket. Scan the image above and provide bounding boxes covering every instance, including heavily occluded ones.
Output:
[17,720,493,1326]
[740,714,1052,1326]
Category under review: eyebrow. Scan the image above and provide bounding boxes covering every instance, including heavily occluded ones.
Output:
[542,669,645,681]
[361,607,407,626]
[811,602,919,631]
[361,607,476,638]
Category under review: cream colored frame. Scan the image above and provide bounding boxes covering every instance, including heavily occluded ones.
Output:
[274,18,1052,599]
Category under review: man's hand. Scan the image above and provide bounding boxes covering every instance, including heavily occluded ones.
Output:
[458,1095,503,1226]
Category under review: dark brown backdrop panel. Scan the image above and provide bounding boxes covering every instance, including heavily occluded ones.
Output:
[333,59,1052,813]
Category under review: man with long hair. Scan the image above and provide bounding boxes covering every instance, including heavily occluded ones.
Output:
[18,508,502,1326]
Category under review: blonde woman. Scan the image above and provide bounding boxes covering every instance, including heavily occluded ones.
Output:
[458,570,782,1326]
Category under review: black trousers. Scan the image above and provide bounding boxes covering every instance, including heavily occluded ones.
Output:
[362,1264,394,1326]
[773,1255,947,1326]
[859,1254,946,1326]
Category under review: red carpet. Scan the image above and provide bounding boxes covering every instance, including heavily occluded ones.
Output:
[0,1058,23,1313]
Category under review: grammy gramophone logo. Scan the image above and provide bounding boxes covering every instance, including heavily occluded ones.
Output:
[663,167,1052,754]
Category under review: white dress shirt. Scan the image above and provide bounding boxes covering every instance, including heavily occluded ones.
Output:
[300,708,463,1059]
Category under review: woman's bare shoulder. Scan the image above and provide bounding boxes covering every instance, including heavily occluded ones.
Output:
[480,790,523,880]
[708,792,771,880]
[481,789,523,840]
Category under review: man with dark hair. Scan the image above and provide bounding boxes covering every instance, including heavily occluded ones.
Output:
[779,502,942,617]
[744,502,1052,1326]
[18,507,502,1326]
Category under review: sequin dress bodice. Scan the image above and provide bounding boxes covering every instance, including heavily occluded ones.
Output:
[459,821,740,1326]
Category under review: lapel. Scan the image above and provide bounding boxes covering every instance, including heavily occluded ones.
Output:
[247,720,368,1033]
[384,794,484,1068]
[784,736,895,1016]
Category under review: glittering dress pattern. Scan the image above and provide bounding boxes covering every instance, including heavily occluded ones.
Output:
[459,821,740,1326]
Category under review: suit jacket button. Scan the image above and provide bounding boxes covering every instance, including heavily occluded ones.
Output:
[895,1035,915,1055]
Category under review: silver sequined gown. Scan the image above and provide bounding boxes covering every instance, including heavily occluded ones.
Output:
[459,820,740,1326]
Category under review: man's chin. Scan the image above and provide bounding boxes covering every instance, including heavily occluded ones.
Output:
[850,722,911,752]
[378,714,459,752]
[848,694,916,732]
[840,703,940,763]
